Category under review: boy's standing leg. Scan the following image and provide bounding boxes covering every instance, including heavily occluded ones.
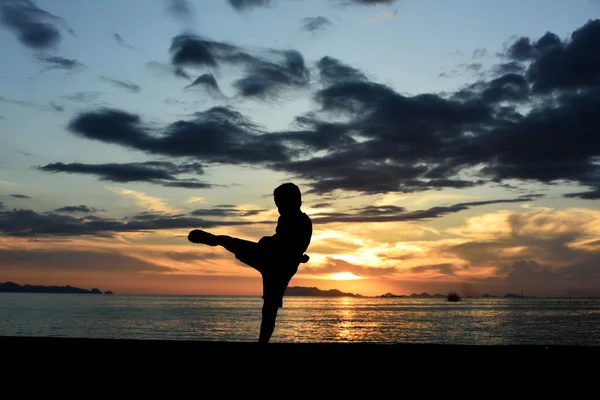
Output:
[259,304,278,344]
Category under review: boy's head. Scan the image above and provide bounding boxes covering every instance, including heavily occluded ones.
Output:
[274,182,302,214]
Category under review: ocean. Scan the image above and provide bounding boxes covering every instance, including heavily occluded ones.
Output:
[1,293,599,345]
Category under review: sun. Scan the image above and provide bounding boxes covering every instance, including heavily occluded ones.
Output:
[328,272,364,280]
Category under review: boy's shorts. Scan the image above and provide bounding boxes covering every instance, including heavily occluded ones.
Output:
[233,237,298,308]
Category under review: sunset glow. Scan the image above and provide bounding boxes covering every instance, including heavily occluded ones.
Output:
[1,0,600,299]
[328,272,365,281]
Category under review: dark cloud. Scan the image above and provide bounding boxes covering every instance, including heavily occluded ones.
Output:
[309,197,541,224]
[232,49,310,99]
[185,73,221,94]
[113,33,133,49]
[190,205,266,217]
[0,249,174,272]
[66,106,293,164]
[61,91,102,103]
[0,201,3,209]
[228,0,271,11]
[37,161,211,189]
[454,73,530,104]
[227,0,398,12]
[51,19,600,199]
[99,76,141,93]
[492,61,526,76]
[301,16,333,33]
[316,56,367,85]
[0,207,260,237]
[564,187,600,200]
[9,194,31,199]
[54,205,103,213]
[165,0,194,22]
[411,263,456,276]
[169,33,310,99]
[504,21,599,92]
[0,0,65,50]
[462,62,482,72]
[35,54,85,71]
[310,202,333,208]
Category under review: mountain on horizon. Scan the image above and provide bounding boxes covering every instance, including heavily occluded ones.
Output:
[286,286,363,297]
[0,282,112,295]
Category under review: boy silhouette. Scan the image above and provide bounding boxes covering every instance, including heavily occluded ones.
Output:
[188,182,312,343]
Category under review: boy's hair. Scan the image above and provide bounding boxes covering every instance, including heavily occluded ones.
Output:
[274,182,302,208]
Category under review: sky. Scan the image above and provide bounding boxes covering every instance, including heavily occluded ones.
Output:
[1,0,600,298]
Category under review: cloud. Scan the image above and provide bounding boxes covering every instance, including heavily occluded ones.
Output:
[184,196,206,204]
[54,205,102,213]
[113,32,133,49]
[300,16,333,33]
[0,95,35,108]
[503,20,600,92]
[49,101,64,111]
[169,33,310,99]
[0,0,66,50]
[190,205,267,217]
[9,194,31,199]
[37,161,212,189]
[228,0,272,11]
[301,257,398,277]
[65,106,293,164]
[411,263,456,276]
[35,54,86,71]
[55,19,600,198]
[472,48,487,59]
[99,76,141,93]
[316,56,367,85]
[227,0,399,13]
[185,73,223,97]
[440,207,600,295]
[564,187,600,200]
[309,196,541,224]
[164,0,194,22]
[0,249,174,272]
[0,201,3,209]
[108,187,176,214]
[61,91,102,103]
[0,206,260,237]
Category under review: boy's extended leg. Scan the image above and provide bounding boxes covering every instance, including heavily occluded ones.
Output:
[188,229,266,271]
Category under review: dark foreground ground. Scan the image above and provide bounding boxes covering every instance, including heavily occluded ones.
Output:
[2,335,598,359]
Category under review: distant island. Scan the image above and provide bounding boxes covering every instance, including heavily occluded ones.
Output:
[286,286,363,297]
[381,292,534,299]
[0,282,113,295]
[381,292,447,298]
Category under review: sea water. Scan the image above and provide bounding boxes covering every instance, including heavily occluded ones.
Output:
[1,293,598,345]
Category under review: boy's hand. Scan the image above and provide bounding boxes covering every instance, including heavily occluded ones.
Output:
[300,254,310,263]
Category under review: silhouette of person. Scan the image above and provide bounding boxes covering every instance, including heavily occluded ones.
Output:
[188,182,313,343]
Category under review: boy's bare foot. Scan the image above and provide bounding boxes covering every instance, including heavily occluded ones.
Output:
[188,229,219,246]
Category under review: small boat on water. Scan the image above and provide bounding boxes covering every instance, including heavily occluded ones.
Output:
[447,292,461,302]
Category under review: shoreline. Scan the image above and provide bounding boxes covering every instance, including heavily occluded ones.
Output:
[2,335,598,356]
